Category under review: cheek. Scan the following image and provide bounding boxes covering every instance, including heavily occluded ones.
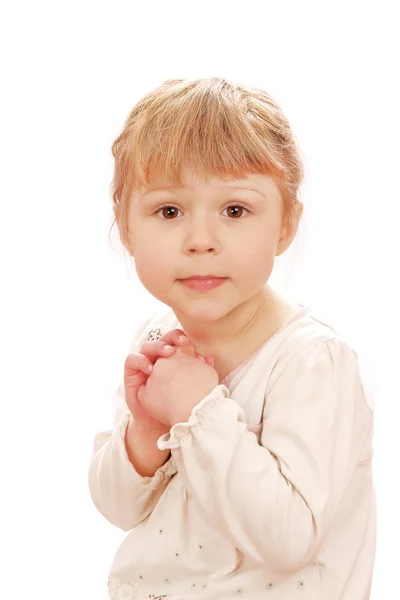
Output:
[130,225,167,263]
[136,248,165,271]
[232,235,276,279]
[133,241,173,290]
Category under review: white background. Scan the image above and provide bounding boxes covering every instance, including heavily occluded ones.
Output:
[1,1,398,598]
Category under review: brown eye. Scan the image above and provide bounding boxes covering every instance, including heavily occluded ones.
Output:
[228,206,243,218]
[223,204,250,219]
[157,206,181,219]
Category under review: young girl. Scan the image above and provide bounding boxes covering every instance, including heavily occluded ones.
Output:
[88,77,376,600]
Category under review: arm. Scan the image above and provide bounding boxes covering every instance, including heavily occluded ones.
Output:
[88,403,176,532]
[158,338,370,573]
[125,417,171,478]
[88,317,177,531]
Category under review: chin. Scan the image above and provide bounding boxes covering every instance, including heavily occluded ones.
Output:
[175,299,237,322]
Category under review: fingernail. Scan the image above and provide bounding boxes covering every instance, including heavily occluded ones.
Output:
[199,356,206,362]
[148,364,153,373]
[178,335,188,342]
[164,345,173,352]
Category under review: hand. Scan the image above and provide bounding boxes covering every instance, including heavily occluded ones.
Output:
[140,344,219,427]
[124,329,214,434]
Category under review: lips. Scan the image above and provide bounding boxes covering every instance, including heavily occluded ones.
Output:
[181,275,225,281]
[179,276,227,291]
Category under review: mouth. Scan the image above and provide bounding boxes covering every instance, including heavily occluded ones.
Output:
[180,275,226,281]
[178,276,228,291]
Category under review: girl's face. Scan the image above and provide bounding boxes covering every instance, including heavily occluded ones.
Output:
[127,171,287,322]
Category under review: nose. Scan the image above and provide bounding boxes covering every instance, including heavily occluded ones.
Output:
[182,214,222,256]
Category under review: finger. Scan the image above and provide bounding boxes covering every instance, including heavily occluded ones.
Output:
[159,329,192,347]
[159,329,199,356]
[137,383,145,404]
[140,330,196,363]
[195,353,214,366]
[174,342,197,356]
[124,369,148,393]
[124,352,154,375]
[202,355,215,367]
[140,340,177,363]
[160,329,196,351]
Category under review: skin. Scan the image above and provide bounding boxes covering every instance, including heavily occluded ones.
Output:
[141,343,219,426]
[124,328,214,430]
[120,169,303,473]
[124,329,213,475]
[123,169,303,383]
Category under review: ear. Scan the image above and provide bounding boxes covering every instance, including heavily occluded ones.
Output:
[275,201,303,257]
[124,238,135,257]
[114,205,135,256]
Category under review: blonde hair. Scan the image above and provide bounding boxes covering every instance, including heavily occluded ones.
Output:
[110,77,305,248]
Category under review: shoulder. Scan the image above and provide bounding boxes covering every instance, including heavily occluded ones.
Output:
[265,307,374,412]
[264,306,358,386]
[273,305,357,362]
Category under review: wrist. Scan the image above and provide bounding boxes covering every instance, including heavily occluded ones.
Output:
[130,417,170,440]
[168,385,218,426]
[168,401,198,427]
[126,418,171,477]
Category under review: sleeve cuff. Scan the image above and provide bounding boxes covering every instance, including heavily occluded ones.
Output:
[117,411,177,483]
[157,384,234,450]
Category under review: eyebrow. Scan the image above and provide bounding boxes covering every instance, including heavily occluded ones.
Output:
[143,185,182,193]
[142,184,266,198]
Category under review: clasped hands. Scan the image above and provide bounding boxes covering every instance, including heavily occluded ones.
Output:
[124,329,219,434]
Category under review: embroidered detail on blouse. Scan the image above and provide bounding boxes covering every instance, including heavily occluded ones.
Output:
[144,596,183,600]
[147,328,163,342]
[297,580,305,590]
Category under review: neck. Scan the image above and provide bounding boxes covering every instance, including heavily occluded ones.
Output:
[173,285,277,357]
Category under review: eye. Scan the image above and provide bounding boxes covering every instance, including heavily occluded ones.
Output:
[222,203,251,219]
[155,205,182,220]
[154,203,251,220]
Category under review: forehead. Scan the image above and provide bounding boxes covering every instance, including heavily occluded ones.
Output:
[140,171,279,197]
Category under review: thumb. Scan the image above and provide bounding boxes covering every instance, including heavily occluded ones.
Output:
[203,355,214,367]
[176,345,197,358]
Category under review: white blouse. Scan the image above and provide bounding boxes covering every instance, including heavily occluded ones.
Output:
[88,305,376,600]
